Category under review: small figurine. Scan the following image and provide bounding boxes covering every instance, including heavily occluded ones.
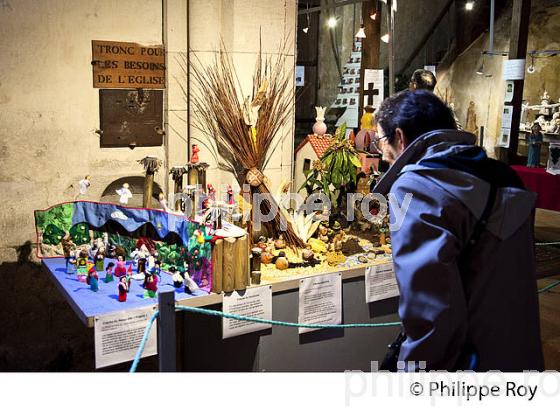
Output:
[151,260,162,281]
[191,144,200,164]
[184,272,200,294]
[207,184,216,201]
[158,192,170,212]
[77,175,91,197]
[257,236,267,251]
[116,183,133,205]
[137,257,147,274]
[117,276,128,302]
[539,90,551,116]
[226,184,234,205]
[76,250,89,281]
[104,262,115,283]
[274,234,286,250]
[126,264,133,292]
[95,248,105,271]
[87,266,99,292]
[527,123,544,168]
[143,272,158,298]
[114,255,127,277]
[261,250,274,264]
[170,266,184,288]
[275,251,289,270]
[317,224,329,242]
[302,245,314,261]
[61,232,76,274]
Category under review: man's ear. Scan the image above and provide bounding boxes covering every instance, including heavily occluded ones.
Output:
[395,128,408,150]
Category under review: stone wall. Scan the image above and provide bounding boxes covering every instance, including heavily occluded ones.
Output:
[188,0,297,193]
[436,2,560,156]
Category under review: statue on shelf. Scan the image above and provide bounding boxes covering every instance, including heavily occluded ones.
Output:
[191,144,200,164]
[527,123,544,168]
[539,90,551,116]
[465,101,478,137]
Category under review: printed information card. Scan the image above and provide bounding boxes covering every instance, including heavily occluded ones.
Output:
[365,262,399,303]
[94,306,157,369]
[222,285,272,339]
[298,272,342,334]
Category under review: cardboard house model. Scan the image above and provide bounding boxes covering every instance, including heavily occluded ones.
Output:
[294,134,333,195]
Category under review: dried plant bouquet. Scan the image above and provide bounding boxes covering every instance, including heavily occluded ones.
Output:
[182,38,304,248]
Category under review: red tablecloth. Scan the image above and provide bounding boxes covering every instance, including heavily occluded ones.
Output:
[512,166,560,211]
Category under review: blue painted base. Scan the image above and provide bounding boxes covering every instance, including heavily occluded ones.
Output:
[42,257,208,325]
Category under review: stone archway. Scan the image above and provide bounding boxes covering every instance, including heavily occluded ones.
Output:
[100,176,162,208]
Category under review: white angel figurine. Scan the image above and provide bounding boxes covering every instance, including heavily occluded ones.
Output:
[116,183,133,204]
[78,175,91,195]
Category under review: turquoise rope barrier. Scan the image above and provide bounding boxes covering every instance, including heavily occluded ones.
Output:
[129,310,158,373]
[176,305,402,329]
[538,280,560,294]
[129,305,401,372]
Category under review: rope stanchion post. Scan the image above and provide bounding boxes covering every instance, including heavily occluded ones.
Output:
[158,290,177,372]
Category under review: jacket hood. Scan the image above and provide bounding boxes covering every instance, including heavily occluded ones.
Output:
[373,130,536,240]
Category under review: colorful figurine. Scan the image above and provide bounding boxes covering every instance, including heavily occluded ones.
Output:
[126,264,133,292]
[118,276,128,302]
[226,184,234,205]
[170,267,184,288]
[87,266,99,292]
[95,248,105,271]
[61,233,76,274]
[207,184,216,201]
[143,272,158,298]
[76,250,89,281]
[191,144,200,164]
[151,260,162,281]
[114,255,127,277]
[104,262,115,283]
[527,123,543,168]
[116,183,133,205]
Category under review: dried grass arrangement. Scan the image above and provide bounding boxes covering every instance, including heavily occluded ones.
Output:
[182,39,304,248]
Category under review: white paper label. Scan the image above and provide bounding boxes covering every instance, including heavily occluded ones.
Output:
[505,81,514,103]
[298,272,342,334]
[94,306,157,369]
[501,105,513,129]
[222,285,272,339]
[365,262,399,303]
[502,59,526,80]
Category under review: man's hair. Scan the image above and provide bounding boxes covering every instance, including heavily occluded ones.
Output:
[410,69,437,91]
[376,90,457,145]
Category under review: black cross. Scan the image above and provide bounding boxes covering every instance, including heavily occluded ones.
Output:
[363,82,379,106]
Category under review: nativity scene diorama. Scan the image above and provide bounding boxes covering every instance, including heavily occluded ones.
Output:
[34,41,393,308]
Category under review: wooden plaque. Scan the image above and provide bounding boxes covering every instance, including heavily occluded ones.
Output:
[92,40,165,89]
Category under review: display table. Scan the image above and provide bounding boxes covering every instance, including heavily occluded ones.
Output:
[512,166,560,212]
[43,256,400,371]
